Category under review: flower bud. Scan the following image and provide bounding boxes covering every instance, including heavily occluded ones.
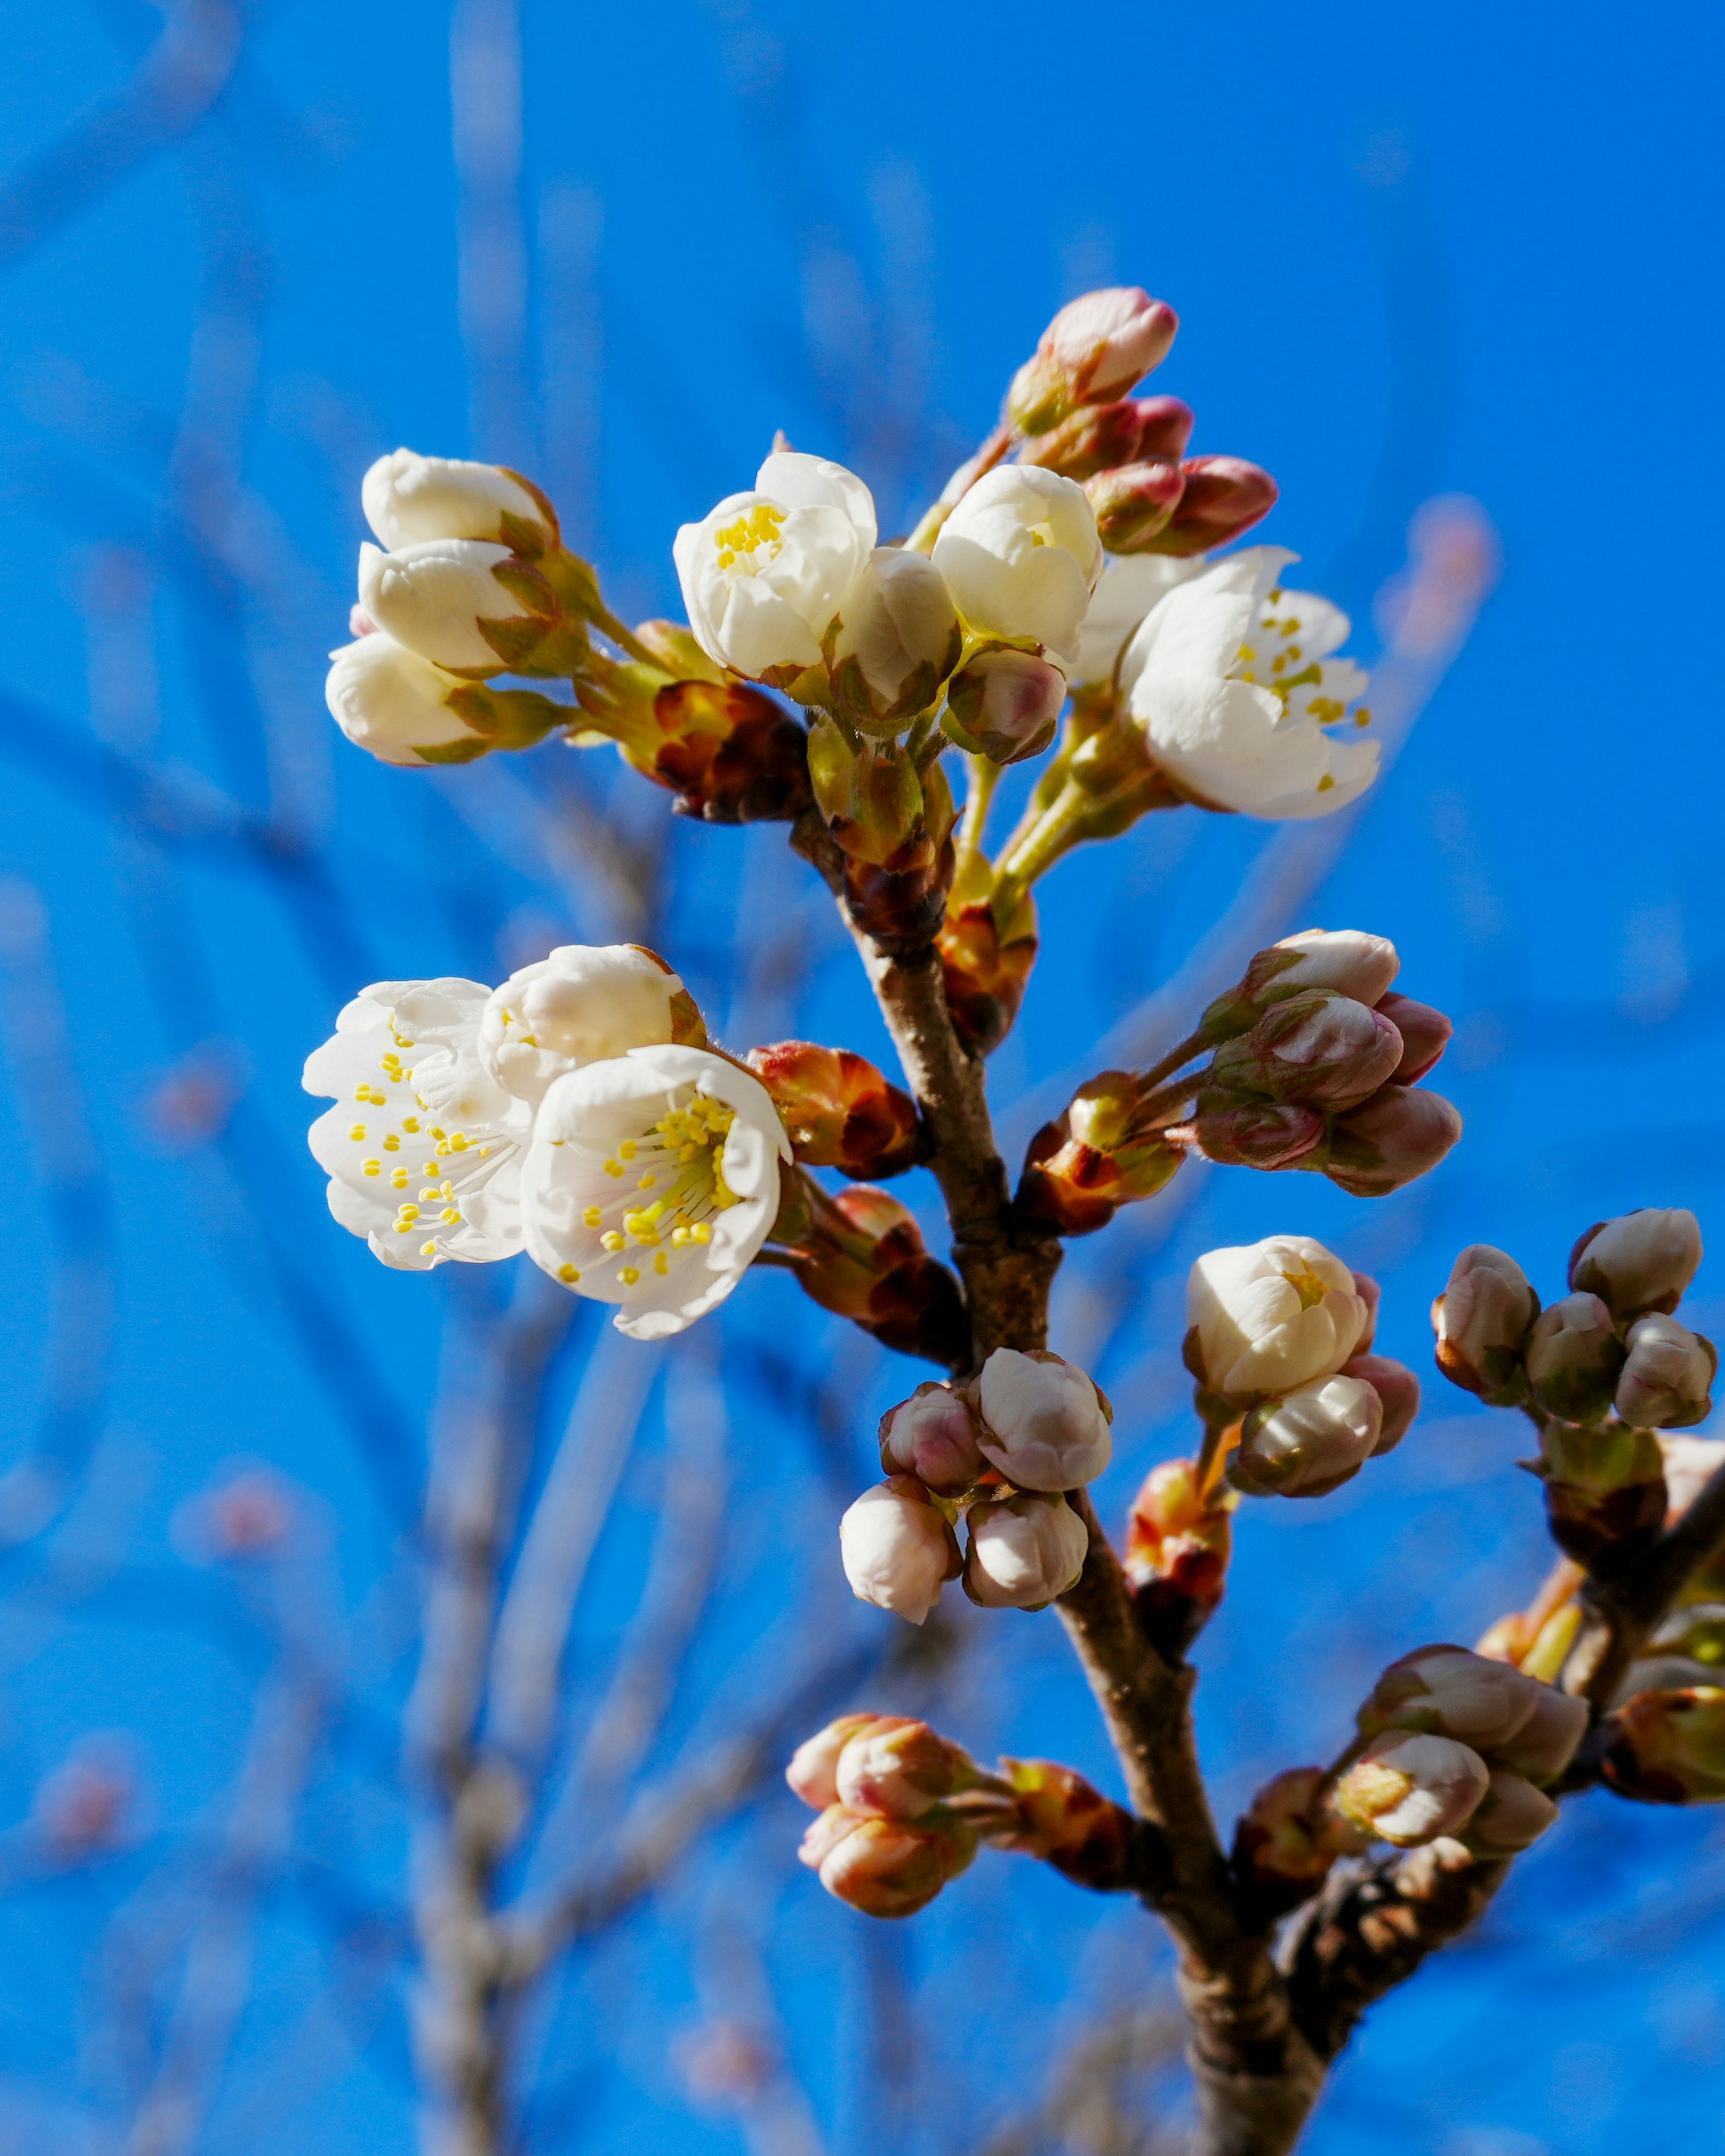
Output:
[357,538,562,676]
[782,1184,969,1368]
[1187,1235,1371,1400]
[637,679,813,824]
[839,1475,963,1625]
[1123,1457,1234,1653]
[1230,1373,1383,1498]
[361,448,558,555]
[823,547,963,732]
[478,942,700,1107]
[941,648,1067,765]
[1614,1314,1717,1430]
[1322,1084,1463,1198]
[1374,992,1452,1084]
[1019,394,1195,481]
[1084,458,1187,551]
[1601,1687,1725,1804]
[799,1802,977,1917]
[1525,1292,1624,1424]
[1208,991,1405,1111]
[834,1718,979,1818]
[806,719,957,949]
[1569,1208,1703,1322]
[1360,1645,1586,1781]
[1202,930,1400,1040]
[972,1347,1112,1492]
[786,1714,899,1810]
[1232,1766,1371,1914]
[879,1382,985,1495]
[1462,1768,1559,1854]
[1017,1071,1184,1235]
[1341,1354,1420,1454]
[964,1492,1088,1609]
[1333,1733,1490,1846]
[747,1041,919,1180]
[1491,1687,1592,1784]
[997,1758,1138,1891]
[325,633,564,766]
[931,466,1102,669]
[1432,1244,1539,1405]
[1179,1098,1328,1172]
[938,890,1039,1059]
[1007,287,1179,435]
[1139,455,1278,557]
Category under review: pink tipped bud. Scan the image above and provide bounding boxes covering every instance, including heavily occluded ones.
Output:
[1433,1244,1539,1404]
[786,1714,902,1810]
[1210,990,1405,1112]
[1204,930,1400,1040]
[942,648,1067,765]
[1463,1768,1560,1853]
[1374,992,1453,1083]
[1008,288,1179,434]
[1569,1208,1702,1322]
[1525,1292,1624,1425]
[1323,1083,1463,1197]
[834,1718,979,1819]
[1140,455,1278,558]
[1615,1314,1717,1430]
[1231,1373,1383,1498]
[1602,1686,1725,1804]
[799,1803,978,1917]
[1019,395,1194,480]
[1341,1353,1421,1454]
[1178,1098,1327,1170]
[879,1382,985,1495]
[1084,459,1187,552]
[1333,1732,1490,1846]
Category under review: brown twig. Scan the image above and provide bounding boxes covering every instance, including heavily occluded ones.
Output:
[1562,1457,1725,1710]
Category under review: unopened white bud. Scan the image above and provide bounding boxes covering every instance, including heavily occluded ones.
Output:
[1569,1207,1703,1322]
[879,1383,984,1495]
[362,448,556,552]
[1334,1732,1490,1846]
[1230,1373,1382,1498]
[324,634,487,767]
[839,1477,960,1625]
[1615,1312,1717,1430]
[931,466,1101,669]
[1462,1767,1559,1853]
[358,538,557,676]
[973,1349,1112,1492]
[824,547,962,730]
[964,1492,1087,1609]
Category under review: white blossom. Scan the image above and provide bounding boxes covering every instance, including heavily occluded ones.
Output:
[304,980,531,1271]
[1231,1372,1382,1497]
[931,466,1101,668]
[1119,545,1378,818]
[324,633,488,767]
[840,1479,959,1625]
[1070,553,1207,689]
[1188,1235,1371,1399]
[519,1044,789,1338]
[973,1349,1112,1491]
[823,545,962,727]
[358,537,553,676]
[964,1492,1088,1609]
[362,449,555,551]
[480,943,694,1109]
[673,451,877,686]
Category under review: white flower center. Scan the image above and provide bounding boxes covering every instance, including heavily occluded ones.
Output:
[344,1023,511,1260]
[713,503,788,576]
[559,1091,742,1292]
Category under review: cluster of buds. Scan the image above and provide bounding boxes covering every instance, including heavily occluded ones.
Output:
[1234,1647,1585,1902]
[1182,1235,1420,1501]
[1433,1211,1712,1568]
[1007,291,1276,558]
[787,1713,1138,1918]
[1018,931,1460,1235]
[1123,1456,1235,1657]
[766,1176,968,1369]
[839,1350,1112,1622]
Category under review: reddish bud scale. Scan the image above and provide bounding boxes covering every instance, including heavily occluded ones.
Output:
[747,1041,920,1179]
[645,680,813,823]
[999,1758,1139,1892]
[1019,395,1195,480]
[1123,1457,1233,1656]
[1231,1766,1368,1922]
[937,899,1039,1058]
[782,1184,970,1369]
[1602,1687,1725,1805]
[1017,1113,1183,1237]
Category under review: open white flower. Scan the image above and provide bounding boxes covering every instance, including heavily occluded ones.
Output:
[520,1043,790,1337]
[1119,545,1378,818]
[974,1349,1112,1491]
[1188,1235,1371,1400]
[358,537,556,676]
[673,450,877,687]
[479,943,699,1109]
[325,633,489,767]
[304,980,531,1271]
[931,466,1101,668]
[1070,552,1207,689]
[362,449,556,553]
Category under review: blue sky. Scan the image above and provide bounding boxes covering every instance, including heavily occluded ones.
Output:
[0,3,1719,2151]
